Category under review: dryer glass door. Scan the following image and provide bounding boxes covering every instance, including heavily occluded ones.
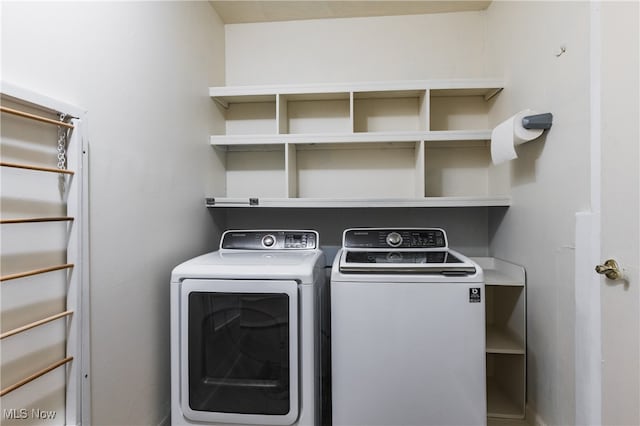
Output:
[180,279,299,425]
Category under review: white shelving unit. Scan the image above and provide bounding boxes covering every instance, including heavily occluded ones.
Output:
[473,257,527,420]
[207,79,508,208]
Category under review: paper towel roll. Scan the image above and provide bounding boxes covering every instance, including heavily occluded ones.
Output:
[491,109,544,165]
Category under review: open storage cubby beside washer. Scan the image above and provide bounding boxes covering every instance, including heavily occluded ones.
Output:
[472,257,527,420]
[208,80,507,208]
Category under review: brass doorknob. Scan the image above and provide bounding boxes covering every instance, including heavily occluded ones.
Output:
[595,259,623,280]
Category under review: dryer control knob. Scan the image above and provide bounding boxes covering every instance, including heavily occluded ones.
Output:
[386,232,403,247]
[262,235,276,247]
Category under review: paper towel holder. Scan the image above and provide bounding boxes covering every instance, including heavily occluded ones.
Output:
[522,113,553,130]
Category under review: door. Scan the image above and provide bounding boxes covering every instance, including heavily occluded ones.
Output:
[180,279,299,425]
[598,2,640,424]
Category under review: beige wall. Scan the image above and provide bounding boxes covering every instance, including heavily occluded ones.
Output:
[486,2,592,424]
[225,11,489,86]
[1,2,225,425]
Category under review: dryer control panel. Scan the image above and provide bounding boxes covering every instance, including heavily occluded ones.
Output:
[343,228,447,249]
[221,230,318,250]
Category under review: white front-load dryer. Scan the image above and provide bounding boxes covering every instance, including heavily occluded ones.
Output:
[170,230,327,426]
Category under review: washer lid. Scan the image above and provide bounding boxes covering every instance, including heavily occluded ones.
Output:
[338,248,476,275]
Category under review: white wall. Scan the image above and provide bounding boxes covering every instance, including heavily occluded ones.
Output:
[485,2,592,425]
[1,2,225,425]
[225,11,489,85]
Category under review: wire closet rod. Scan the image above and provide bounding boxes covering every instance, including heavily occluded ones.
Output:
[0,161,75,175]
[1,216,74,224]
[1,263,74,282]
[0,106,75,129]
[0,356,74,397]
[1,310,73,340]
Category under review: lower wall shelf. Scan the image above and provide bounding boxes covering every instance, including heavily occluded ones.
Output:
[204,196,511,208]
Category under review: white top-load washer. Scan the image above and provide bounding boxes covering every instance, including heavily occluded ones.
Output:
[170,230,327,426]
[331,228,486,426]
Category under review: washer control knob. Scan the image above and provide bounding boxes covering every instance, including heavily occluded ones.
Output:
[262,234,276,248]
[386,232,403,247]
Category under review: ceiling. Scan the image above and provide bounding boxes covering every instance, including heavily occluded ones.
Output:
[209,1,492,24]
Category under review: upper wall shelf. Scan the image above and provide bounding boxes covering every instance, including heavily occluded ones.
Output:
[207,79,507,208]
[210,79,503,144]
[210,79,503,105]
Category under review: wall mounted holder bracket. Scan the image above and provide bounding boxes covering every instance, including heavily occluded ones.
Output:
[522,113,553,130]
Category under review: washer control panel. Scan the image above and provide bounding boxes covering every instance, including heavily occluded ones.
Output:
[221,230,318,250]
[343,228,447,249]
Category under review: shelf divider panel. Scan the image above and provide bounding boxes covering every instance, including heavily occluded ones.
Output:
[286,143,297,198]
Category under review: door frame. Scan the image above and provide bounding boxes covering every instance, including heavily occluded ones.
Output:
[574,2,603,425]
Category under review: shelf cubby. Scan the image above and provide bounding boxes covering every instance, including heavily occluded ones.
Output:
[430,87,497,131]
[487,354,526,419]
[224,147,286,198]
[294,142,421,199]
[353,90,427,133]
[424,140,494,197]
[281,92,351,134]
[220,95,277,136]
